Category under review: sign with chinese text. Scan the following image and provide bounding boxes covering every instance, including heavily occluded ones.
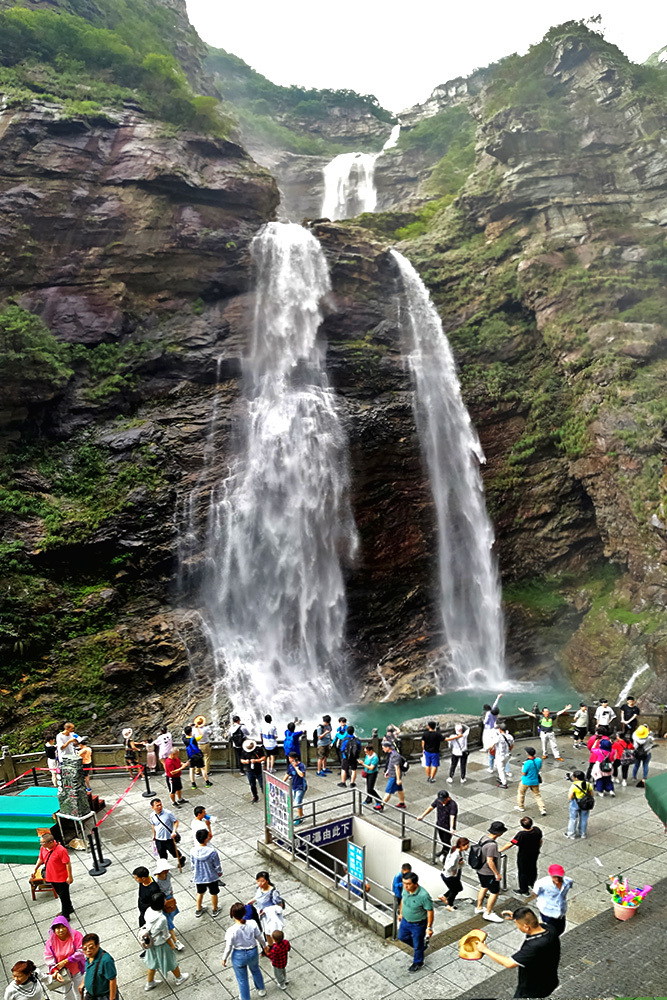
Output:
[347,841,365,881]
[296,817,352,847]
[265,771,292,840]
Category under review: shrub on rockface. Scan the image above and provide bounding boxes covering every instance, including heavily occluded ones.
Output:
[0,305,72,390]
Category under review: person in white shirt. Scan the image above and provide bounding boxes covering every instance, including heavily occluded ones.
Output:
[572,703,589,748]
[154,728,173,771]
[191,805,212,842]
[594,699,616,733]
[56,723,78,761]
[222,902,268,1000]
[260,715,278,773]
[493,723,514,788]
[445,723,470,783]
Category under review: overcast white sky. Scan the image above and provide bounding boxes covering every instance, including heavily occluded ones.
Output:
[185,0,666,113]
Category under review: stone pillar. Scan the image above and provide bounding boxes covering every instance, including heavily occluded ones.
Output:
[57,757,89,816]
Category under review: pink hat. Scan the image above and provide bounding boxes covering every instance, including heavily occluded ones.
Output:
[548,864,565,877]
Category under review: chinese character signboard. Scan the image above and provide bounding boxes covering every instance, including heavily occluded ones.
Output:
[265,771,292,841]
[297,818,352,846]
[347,841,365,882]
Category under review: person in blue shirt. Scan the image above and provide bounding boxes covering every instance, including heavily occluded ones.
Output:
[332,717,348,765]
[283,722,303,764]
[516,746,547,816]
[531,864,573,936]
[392,863,413,900]
[287,754,307,825]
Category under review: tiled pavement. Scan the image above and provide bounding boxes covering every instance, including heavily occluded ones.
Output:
[1,733,666,999]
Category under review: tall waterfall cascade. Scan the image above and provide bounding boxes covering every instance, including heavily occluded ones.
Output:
[391,250,506,687]
[200,222,359,725]
[321,123,401,221]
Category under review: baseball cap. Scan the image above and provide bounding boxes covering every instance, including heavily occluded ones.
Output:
[436,790,450,801]
[548,864,565,877]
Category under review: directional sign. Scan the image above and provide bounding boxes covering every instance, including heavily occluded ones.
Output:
[347,841,365,882]
[296,817,352,846]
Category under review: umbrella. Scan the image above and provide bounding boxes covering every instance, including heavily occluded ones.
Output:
[644,772,667,827]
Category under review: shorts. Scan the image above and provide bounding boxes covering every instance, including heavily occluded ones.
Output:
[166,775,182,793]
[424,752,440,768]
[478,873,500,894]
[573,726,587,740]
[263,744,277,754]
[317,744,330,760]
[385,777,401,795]
[342,757,358,774]
[82,764,92,774]
[196,880,219,895]
[293,787,306,806]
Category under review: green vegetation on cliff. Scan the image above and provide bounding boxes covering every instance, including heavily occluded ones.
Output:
[0,5,230,133]
[0,305,72,388]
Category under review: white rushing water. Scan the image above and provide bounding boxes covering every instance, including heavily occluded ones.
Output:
[321,152,378,220]
[202,222,359,726]
[391,249,506,687]
[616,663,650,704]
[321,123,400,221]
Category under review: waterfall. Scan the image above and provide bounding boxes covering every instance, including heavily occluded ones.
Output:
[201,222,358,726]
[321,152,378,220]
[391,249,506,687]
[382,123,401,150]
[616,663,650,704]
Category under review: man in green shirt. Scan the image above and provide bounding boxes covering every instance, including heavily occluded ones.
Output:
[81,933,117,1000]
[398,872,434,973]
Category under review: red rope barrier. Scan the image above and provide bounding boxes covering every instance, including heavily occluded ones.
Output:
[0,768,38,791]
[93,766,146,828]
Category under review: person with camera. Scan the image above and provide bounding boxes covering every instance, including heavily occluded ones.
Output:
[148,798,184,865]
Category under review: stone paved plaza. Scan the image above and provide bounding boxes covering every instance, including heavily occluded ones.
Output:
[1,732,666,999]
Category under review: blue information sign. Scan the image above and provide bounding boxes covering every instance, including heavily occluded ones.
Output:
[347,841,364,881]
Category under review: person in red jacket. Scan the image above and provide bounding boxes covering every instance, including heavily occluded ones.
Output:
[32,832,74,918]
[611,732,634,787]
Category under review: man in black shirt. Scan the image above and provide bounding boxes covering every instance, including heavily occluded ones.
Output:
[417,789,458,853]
[500,816,543,896]
[421,721,445,783]
[477,905,560,998]
[619,695,639,738]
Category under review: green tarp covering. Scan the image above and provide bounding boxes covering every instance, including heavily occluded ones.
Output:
[644,772,667,826]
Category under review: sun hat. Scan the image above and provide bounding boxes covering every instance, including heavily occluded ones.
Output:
[635,725,649,739]
[242,739,256,751]
[548,864,565,877]
[489,821,507,835]
[459,928,487,961]
[194,715,206,727]
[122,728,132,739]
[153,860,172,875]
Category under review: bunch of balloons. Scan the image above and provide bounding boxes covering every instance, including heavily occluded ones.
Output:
[607,874,653,908]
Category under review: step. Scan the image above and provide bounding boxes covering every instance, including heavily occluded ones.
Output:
[0,845,38,865]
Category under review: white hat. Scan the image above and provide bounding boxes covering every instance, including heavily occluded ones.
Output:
[122,728,133,739]
[242,738,256,751]
[152,860,172,875]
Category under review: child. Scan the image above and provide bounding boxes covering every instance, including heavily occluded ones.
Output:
[611,732,634,786]
[572,703,589,748]
[267,929,290,990]
[78,739,93,791]
[591,739,615,797]
[45,736,59,786]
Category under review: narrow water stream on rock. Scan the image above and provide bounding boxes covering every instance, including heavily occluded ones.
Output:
[392,249,506,688]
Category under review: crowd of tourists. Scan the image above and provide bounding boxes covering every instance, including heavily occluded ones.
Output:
[6,691,658,999]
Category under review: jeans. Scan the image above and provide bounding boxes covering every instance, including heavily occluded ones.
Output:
[273,967,287,987]
[246,768,264,800]
[398,918,427,965]
[231,947,264,1000]
[449,752,468,779]
[566,798,589,837]
[632,753,651,780]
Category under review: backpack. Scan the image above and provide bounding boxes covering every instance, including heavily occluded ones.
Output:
[468,837,488,871]
[576,782,595,811]
[344,737,361,760]
[620,744,635,765]
[312,728,319,748]
[634,744,649,762]
[599,760,613,774]
[400,754,410,773]
[231,726,245,749]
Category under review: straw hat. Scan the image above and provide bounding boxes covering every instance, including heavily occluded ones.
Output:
[243,739,257,752]
[459,928,487,961]
[194,715,206,727]
[636,725,649,739]
[122,728,133,739]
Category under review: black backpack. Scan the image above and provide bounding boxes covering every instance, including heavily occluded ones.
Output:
[312,728,319,748]
[576,782,595,811]
[468,837,488,870]
[344,737,361,760]
[634,744,649,762]
[231,727,245,748]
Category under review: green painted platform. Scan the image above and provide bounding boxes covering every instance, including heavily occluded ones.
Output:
[0,787,59,864]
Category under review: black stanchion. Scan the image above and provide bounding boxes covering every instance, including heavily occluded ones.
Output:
[87,833,107,877]
[141,766,155,799]
[92,826,111,868]
[32,768,38,786]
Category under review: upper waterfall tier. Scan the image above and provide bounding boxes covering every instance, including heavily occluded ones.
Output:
[321,152,378,221]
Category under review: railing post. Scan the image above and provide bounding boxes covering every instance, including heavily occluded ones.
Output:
[432,824,438,864]
[87,833,106,877]
[306,841,311,869]
[141,765,154,799]
[32,767,38,786]
[401,807,406,840]
[392,894,398,939]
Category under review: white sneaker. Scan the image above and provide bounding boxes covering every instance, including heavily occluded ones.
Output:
[461,778,467,783]
[597,792,604,798]
[483,912,503,923]
[174,972,189,985]
[174,940,184,951]
[257,992,267,998]
[474,906,485,913]
[514,806,525,812]
[540,810,547,816]
[447,777,453,784]
[487,768,494,773]
[145,985,156,993]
